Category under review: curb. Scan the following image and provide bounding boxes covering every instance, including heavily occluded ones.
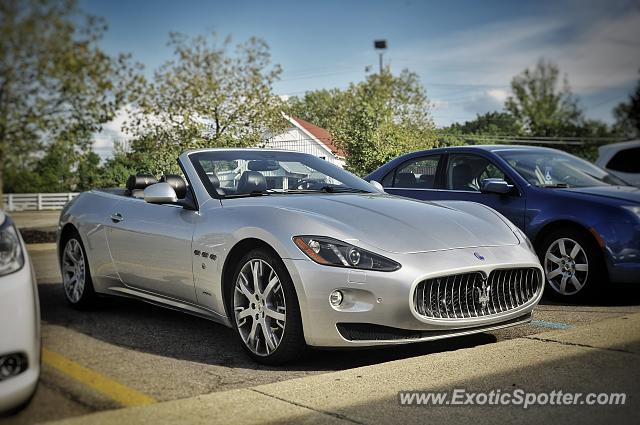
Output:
[42,312,640,425]
[26,243,57,251]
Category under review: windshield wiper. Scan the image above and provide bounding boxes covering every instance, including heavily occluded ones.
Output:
[275,186,369,194]
[223,190,271,198]
[319,186,370,193]
[539,183,570,188]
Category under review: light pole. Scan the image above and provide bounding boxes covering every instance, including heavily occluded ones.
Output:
[374,40,387,74]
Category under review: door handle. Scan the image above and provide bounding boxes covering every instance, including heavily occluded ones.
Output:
[110,213,124,223]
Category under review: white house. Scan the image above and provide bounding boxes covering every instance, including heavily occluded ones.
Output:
[263,113,346,167]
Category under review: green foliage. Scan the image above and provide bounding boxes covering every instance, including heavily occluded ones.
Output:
[335,70,439,175]
[3,140,104,192]
[290,70,438,176]
[504,60,619,160]
[123,33,287,173]
[614,72,640,138]
[287,89,348,132]
[505,59,583,136]
[0,0,136,196]
[96,143,137,188]
[447,112,523,136]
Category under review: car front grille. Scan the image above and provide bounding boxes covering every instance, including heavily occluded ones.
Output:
[413,268,542,319]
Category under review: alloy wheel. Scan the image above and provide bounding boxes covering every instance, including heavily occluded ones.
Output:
[233,259,287,356]
[544,237,589,296]
[62,238,86,303]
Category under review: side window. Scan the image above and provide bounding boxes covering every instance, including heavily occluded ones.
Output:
[446,154,507,192]
[387,155,441,188]
[606,147,640,173]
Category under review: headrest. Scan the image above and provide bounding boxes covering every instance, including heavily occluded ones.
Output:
[396,172,416,187]
[453,163,473,180]
[159,174,187,199]
[237,171,267,194]
[126,173,157,191]
[208,173,220,188]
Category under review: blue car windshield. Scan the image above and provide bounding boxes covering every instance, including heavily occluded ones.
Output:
[497,150,627,188]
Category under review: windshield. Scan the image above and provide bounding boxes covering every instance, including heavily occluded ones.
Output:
[189,150,375,197]
[497,149,627,188]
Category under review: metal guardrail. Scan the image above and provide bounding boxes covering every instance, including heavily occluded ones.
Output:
[2,193,79,212]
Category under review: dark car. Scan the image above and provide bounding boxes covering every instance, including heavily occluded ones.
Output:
[365,145,640,299]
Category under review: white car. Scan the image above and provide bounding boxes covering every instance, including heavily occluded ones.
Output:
[596,140,640,187]
[58,149,542,365]
[0,210,40,413]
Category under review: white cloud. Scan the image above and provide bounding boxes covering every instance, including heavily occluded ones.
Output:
[397,8,640,125]
[486,89,509,103]
[403,12,640,90]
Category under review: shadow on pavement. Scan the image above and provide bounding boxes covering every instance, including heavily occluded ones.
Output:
[538,282,640,307]
[38,284,496,372]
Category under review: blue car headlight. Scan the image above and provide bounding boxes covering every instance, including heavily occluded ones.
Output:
[293,236,401,272]
[0,218,24,277]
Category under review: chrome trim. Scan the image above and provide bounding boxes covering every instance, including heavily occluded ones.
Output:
[413,268,542,319]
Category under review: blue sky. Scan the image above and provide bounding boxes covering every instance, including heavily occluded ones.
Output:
[81,0,640,156]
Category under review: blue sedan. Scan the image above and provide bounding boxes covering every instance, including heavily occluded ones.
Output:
[365,145,640,299]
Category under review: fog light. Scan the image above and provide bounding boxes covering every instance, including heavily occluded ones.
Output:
[0,353,27,381]
[329,290,344,307]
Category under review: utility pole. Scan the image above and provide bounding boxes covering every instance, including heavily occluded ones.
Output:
[374,40,387,74]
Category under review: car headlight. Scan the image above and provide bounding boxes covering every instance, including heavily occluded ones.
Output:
[293,236,401,272]
[0,219,24,277]
[623,206,640,221]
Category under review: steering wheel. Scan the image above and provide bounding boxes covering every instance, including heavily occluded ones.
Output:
[295,178,324,190]
[561,175,580,186]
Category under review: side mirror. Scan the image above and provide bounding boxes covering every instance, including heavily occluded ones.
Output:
[480,178,514,195]
[144,183,178,204]
[369,180,385,192]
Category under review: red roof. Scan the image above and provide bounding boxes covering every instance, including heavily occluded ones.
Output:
[291,116,346,158]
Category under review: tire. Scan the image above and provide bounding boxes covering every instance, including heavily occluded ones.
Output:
[537,227,605,300]
[229,248,305,365]
[60,233,98,309]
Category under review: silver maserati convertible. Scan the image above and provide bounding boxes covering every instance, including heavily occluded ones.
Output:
[57,149,543,364]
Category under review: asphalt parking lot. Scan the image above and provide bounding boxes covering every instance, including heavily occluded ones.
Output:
[2,212,640,424]
[1,243,637,425]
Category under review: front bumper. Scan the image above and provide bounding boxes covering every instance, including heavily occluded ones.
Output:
[593,222,640,284]
[0,237,40,413]
[285,244,543,347]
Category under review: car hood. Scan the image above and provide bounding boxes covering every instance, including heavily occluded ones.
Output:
[227,194,519,254]
[563,185,640,204]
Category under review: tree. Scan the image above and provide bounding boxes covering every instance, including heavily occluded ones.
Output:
[0,0,135,197]
[124,33,287,174]
[447,111,522,136]
[289,70,437,175]
[287,88,349,132]
[97,142,137,188]
[613,73,640,138]
[503,59,620,160]
[336,70,437,175]
[505,59,583,137]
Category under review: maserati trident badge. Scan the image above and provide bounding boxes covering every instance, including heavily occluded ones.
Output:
[476,278,491,311]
